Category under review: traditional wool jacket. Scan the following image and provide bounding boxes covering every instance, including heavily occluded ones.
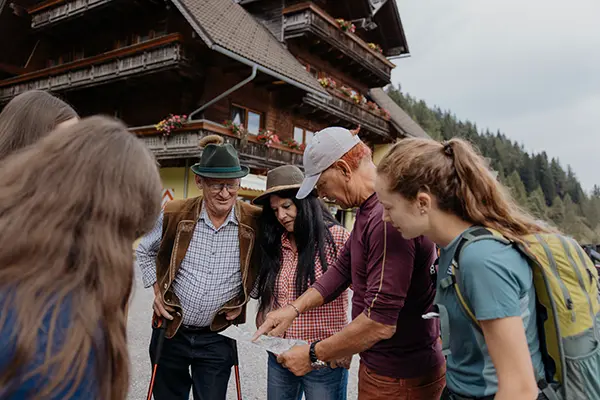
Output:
[156,196,261,338]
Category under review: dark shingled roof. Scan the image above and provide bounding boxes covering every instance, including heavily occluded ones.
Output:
[171,0,328,98]
[369,88,430,139]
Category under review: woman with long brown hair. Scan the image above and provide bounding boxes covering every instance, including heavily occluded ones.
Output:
[0,90,78,160]
[0,116,162,399]
[376,138,546,400]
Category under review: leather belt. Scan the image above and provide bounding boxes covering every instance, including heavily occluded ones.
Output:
[180,324,213,333]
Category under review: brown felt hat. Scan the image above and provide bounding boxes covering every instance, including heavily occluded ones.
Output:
[252,165,306,205]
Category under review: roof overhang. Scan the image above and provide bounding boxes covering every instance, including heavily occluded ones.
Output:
[369,88,429,139]
[170,0,330,100]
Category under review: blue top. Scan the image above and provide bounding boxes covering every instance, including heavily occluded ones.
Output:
[0,295,98,399]
[437,228,545,397]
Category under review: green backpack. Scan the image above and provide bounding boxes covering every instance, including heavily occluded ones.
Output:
[436,227,600,400]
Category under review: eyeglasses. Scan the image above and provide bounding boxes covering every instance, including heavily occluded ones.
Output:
[207,183,241,193]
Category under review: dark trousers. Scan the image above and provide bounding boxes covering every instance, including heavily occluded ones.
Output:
[149,326,234,400]
[441,387,549,400]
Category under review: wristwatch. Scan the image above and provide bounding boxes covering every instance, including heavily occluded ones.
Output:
[309,341,328,369]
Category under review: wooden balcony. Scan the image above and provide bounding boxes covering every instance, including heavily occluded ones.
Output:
[28,0,119,29]
[283,2,394,87]
[302,88,390,138]
[132,120,304,170]
[0,34,186,102]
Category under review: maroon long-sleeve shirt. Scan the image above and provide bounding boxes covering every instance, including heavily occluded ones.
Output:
[313,194,444,379]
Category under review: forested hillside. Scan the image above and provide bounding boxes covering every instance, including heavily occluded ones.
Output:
[387,86,600,244]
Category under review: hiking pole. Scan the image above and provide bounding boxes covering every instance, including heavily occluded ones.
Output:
[232,339,242,400]
[146,317,167,400]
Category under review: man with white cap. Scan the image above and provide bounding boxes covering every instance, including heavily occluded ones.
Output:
[253,127,446,399]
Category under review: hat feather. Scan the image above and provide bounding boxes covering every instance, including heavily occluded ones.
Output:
[198,135,225,149]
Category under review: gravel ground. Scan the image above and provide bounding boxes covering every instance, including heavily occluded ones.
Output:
[127,272,359,399]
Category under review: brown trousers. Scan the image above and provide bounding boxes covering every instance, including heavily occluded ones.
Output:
[358,362,446,400]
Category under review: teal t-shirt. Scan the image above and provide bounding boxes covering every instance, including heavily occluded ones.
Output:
[437,228,545,397]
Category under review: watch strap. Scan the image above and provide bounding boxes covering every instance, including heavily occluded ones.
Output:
[309,340,321,363]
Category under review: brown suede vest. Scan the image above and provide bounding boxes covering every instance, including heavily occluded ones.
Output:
[155,196,261,338]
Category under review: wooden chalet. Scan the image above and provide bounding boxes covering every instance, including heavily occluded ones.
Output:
[0,0,427,221]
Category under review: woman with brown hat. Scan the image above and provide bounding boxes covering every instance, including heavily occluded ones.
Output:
[253,165,350,400]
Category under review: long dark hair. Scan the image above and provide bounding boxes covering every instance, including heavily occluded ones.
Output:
[0,116,161,399]
[0,90,78,160]
[257,190,341,314]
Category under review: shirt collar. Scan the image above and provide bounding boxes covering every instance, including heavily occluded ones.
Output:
[200,201,238,229]
[359,192,378,212]
[281,231,295,251]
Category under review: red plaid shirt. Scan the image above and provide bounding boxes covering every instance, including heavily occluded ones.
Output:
[274,224,350,343]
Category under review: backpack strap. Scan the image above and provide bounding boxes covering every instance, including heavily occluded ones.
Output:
[433,227,511,356]
[452,227,512,331]
[434,278,454,357]
[430,248,453,357]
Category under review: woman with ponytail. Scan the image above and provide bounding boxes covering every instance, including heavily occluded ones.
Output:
[376,138,547,400]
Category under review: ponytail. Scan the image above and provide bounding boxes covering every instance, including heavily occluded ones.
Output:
[378,138,552,242]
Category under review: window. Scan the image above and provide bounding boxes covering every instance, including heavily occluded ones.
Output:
[247,111,261,134]
[293,126,314,145]
[231,105,264,135]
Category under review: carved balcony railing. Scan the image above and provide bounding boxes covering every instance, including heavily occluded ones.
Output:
[28,0,118,29]
[0,34,186,102]
[302,88,390,138]
[283,2,394,87]
[132,120,304,170]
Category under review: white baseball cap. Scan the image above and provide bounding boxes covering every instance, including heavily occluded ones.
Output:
[297,126,361,199]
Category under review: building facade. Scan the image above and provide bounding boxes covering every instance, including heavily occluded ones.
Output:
[0,0,428,227]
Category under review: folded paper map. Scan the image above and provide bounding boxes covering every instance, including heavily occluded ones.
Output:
[219,325,307,355]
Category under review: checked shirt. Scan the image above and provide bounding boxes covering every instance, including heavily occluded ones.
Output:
[136,203,242,327]
[275,224,350,343]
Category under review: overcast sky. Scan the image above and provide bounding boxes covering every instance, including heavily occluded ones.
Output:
[393,0,600,191]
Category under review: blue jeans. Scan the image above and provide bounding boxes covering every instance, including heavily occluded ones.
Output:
[267,352,348,400]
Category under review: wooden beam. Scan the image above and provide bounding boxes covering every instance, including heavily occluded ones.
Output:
[0,63,26,75]
[28,0,69,14]
[0,33,183,87]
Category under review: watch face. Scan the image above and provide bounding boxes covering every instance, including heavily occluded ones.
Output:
[311,360,328,370]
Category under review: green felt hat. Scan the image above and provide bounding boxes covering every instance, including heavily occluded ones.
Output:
[191,135,249,179]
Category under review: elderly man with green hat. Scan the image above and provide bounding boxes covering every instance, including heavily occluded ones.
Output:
[136,135,262,400]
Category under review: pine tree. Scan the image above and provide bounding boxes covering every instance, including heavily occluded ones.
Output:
[565,166,585,205]
[582,195,600,231]
[534,152,556,206]
[561,194,592,242]
[550,158,567,198]
[506,171,528,207]
[519,154,537,194]
[548,196,565,226]
[528,187,548,220]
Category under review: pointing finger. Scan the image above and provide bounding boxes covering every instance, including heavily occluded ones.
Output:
[251,319,274,341]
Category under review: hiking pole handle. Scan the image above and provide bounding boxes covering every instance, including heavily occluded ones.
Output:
[147,317,167,400]
[231,338,239,366]
[153,317,168,364]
